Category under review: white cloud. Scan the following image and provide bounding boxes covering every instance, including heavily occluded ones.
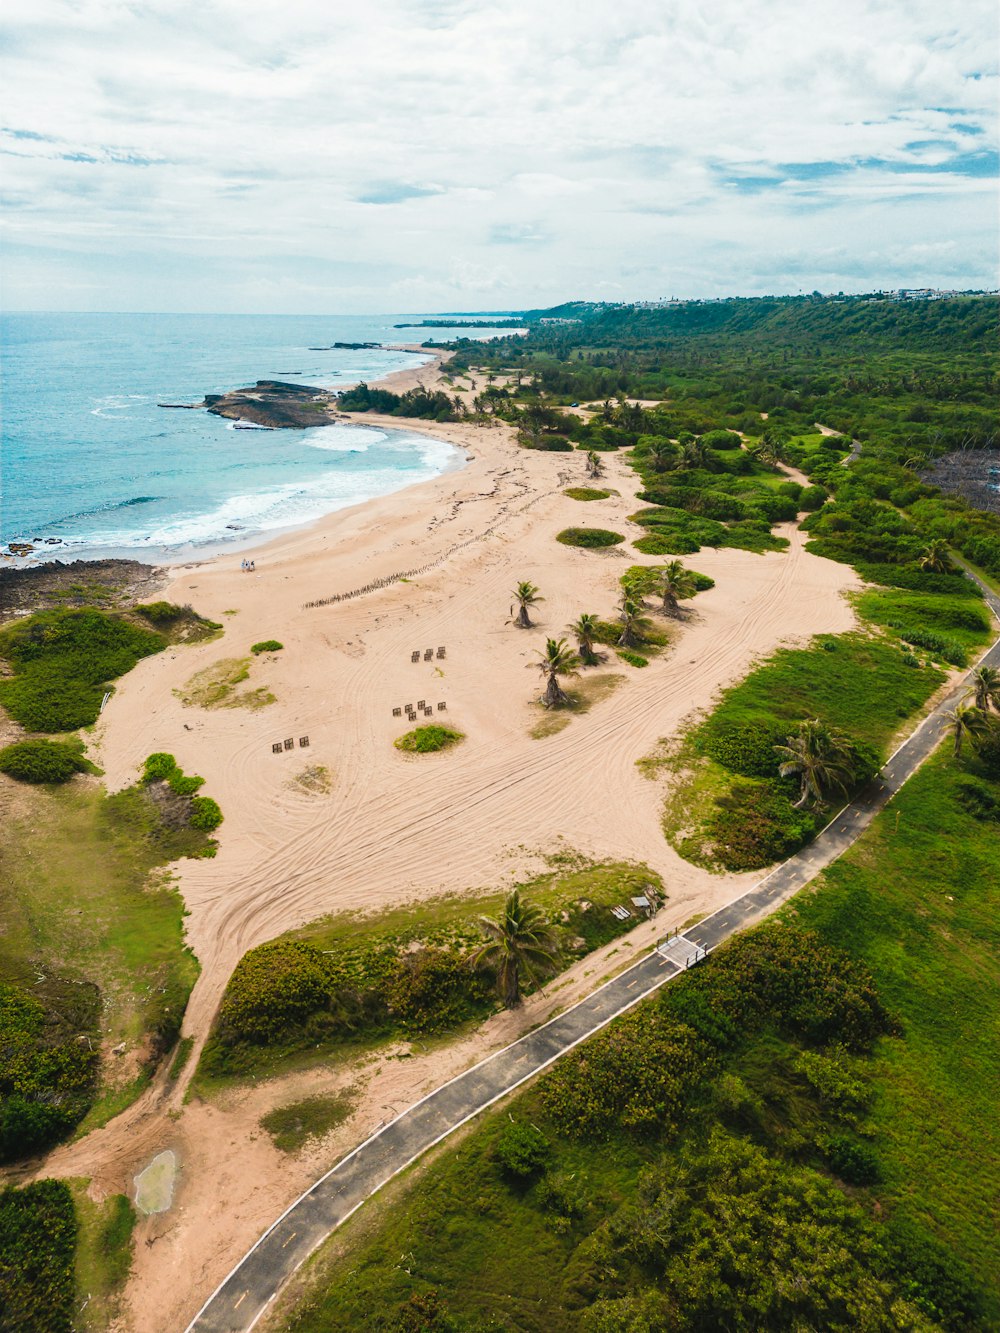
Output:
[1,0,996,310]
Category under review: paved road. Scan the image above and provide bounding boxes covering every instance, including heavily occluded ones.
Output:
[187,570,1000,1333]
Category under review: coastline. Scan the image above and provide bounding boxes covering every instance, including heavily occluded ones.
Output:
[21,344,865,1333]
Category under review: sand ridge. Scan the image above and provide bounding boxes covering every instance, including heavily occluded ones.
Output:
[39,375,862,1331]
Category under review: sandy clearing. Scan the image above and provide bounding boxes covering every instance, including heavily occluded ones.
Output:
[33,376,861,1331]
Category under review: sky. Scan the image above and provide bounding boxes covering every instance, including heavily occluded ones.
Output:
[1,0,997,313]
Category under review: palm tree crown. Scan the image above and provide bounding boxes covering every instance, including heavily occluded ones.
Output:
[586,450,605,479]
[919,540,952,574]
[943,703,989,757]
[567,613,601,665]
[617,596,653,649]
[656,560,698,617]
[966,665,1000,715]
[513,581,543,628]
[774,718,855,809]
[534,637,580,708]
[470,890,559,1007]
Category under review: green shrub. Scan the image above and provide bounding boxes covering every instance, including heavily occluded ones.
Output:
[217,941,341,1044]
[634,531,700,555]
[251,639,284,654]
[564,487,612,501]
[822,1133,881,1184]
[494,1121,551,1178]
[705,781,817,870]
[136,601,183,624]
[0,981,99,1161]
[189,796,223,831]
[886,1218,988,1329]
[615,648,648,668]
[0,608,164,732]
[799,484,828,510]
[386,950,489,1036]
[142,752,178,782]
[0,1180,78,1333]
[394,725,464,753]
[701,722,788,778]
[0,739,89,784]
[556,527,625,549]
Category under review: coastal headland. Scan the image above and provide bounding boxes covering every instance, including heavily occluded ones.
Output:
[18,348,869,1332]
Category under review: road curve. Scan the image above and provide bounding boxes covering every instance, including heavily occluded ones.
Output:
[186,573,1000,1333]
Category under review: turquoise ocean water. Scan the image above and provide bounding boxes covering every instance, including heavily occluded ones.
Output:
[0,312,508,564]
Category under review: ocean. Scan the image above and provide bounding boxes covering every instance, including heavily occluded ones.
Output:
[0,312,509,564]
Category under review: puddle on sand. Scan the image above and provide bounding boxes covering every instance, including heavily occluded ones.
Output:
[134,1149,178,1215]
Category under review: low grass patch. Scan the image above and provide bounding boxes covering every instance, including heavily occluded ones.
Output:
[176,656,275,710]
[529,673,626,739]
[394,724,464,753]
[251,639,283,654]
[563,487,613,501]
[289,764,332,794]
[261,1091,357,1153]
[556,526,625,549]
[0,780,201,1145]
[0,608,165,732]
[195,857,664,1091]
[67,1183,135,1333]
[135,601,222,643]
[854,587,992,668]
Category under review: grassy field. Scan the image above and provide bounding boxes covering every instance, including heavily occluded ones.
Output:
[68,1182,135,1332]
[194,857,663,1093]
[268,745,1000,1333]
[0,778,200,1131]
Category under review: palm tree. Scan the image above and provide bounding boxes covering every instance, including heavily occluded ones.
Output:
[774,718,855,809]
[586,450,605,479]
[512,581,542,628]
[655,560,697,617]
[567,613,601,665]
[966,665,1000,714]
[470,890,559,1008]
[943,704,989,757]
[534,637,580,708]
[617,596,653,649]
[647,440,676,472]
[919,540,952,574]
[680,439,709,470]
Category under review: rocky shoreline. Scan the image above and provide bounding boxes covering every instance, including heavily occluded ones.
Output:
[0,558,165,620]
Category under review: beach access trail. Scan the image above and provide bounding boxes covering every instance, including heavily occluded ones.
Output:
[188,573,1000,1333]
[40,369,945,1332]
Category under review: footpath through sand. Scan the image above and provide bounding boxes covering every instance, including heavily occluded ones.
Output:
[38,371,869,1331]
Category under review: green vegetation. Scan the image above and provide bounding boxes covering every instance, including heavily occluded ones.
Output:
[470,890,559,1007]
[0,607,164,731]
[251,638,284,654]
[177,655,275,710]
[534,637,580,708]
[563,487,612,501]
[337,381,458,421]
[135,601,222,641]
[661,622,960,869]
[555,526,625,549]
[68,1184,135,1333]
[0,779,202,1150]
[261,1092,357,1153]
[197,858,663,1087]
[394,724,464,753]
[279,892,997,1332]
[512,580,542,628]
[0,1179,78,1333]
[0,737,95,784]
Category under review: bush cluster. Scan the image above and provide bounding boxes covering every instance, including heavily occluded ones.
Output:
[0,1180,78,1333]
[705,781,817,870]
[556,527,625,549]
[0,608,164,732]
[0,981,99,1162]
[251,639,284,654]
[215,938,491,1057]
[0,738,91,784]
[141,752,221,829]
[394,725,464,753]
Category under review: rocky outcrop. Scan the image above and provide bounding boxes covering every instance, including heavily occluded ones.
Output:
[200,381,345,430]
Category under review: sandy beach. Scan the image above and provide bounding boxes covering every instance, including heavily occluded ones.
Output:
[38,362,862,1332]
